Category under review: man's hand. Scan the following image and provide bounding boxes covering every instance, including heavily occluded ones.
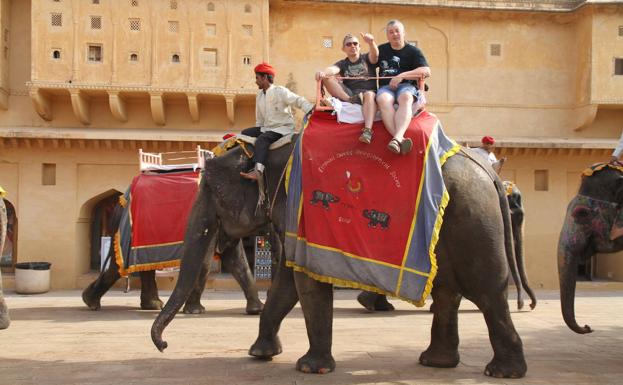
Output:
[315,71,327,81]
[389,75,403,89]
[360,32,375,45]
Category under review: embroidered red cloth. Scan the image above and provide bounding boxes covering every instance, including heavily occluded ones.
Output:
[130,171,200,248]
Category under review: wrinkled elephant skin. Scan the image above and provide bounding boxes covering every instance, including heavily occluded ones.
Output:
[558,166,623,334]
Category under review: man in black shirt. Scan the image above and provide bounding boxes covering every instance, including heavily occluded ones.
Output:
[316,33,378,144]
[376,20,430,155]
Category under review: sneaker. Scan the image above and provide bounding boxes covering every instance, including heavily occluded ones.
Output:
[359,127,373,144]
[349,92,363,105]
[400,138,413,155]
[387,138,401,154]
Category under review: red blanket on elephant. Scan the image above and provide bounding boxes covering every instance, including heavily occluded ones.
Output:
[285,110,459,305]
[114,171,200,276]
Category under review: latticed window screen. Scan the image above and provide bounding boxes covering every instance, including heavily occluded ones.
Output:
[490,43,501,57]
[169,21,179,33]
[88,45,102,62]
[242,25,252,36]
[51,13,62,27]
[90,16,102,30]
[203,48,217,66]
[322,37,333,49]
[206,23,216,35]
[129,18,141,31]
[92,0,100,4]
[131,0,138,6]
[244,4,252,13]
[170,1,177,9]
[207,2,214,11]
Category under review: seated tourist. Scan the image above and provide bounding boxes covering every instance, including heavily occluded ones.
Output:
[376,19,430,155]
[315,33,378,144]
[240,63,314,181]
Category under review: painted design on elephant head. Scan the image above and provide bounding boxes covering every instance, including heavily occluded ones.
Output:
[309,190,340,210]
[362,209,390,230]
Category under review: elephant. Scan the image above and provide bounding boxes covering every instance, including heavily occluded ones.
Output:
[150,137,527,379]
[82,202,264,315]
[558,163,623,334]
[362,209,391,230]
[309,190,340,209]
[0,198,9,329]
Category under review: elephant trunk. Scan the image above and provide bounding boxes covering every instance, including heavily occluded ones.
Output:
[151,186,218,351]
[557,216,592,334]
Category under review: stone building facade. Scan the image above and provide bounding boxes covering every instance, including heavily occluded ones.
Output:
[0,0,622,290]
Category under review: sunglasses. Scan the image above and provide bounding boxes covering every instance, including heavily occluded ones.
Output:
[344,41,359,47]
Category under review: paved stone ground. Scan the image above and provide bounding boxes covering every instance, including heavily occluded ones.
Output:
[0,289,622,385]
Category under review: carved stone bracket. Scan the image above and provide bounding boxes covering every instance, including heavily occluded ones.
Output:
[224,93,236,124]
[150,92,166,126]
[573,104,598,131]
[108,91,128,122]
[187,93,200,123]
[29,88,53,121]
[70,89,91,125]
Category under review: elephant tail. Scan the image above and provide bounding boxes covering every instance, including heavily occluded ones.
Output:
[494,178,523,309]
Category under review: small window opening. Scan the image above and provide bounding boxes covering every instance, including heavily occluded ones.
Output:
[490,43,501,57]
[243,55,251,65]
[90,16,102,30]
[170,1,177,10]
[51,13,63,27]
[88,44,102,62]
[203,48,217,66]
[129,18,141,31]
[206,23,216,35]
[619,26,623,37]
[131,0,138,6]
[322,37,333,49]
[172,53,180,63]
[169,21,179,33]
[242,24,253,36]
[52,49,61,59]
[207,2,214,11]
[130,52,138,62]
[42,163,56,186]
[92,0,100,4]
[244,4,252,13]
[615,58,623,76]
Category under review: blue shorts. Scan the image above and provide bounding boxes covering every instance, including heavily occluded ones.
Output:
[376,83,420,101]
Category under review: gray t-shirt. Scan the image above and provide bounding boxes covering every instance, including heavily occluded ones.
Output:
[334,53,377,92]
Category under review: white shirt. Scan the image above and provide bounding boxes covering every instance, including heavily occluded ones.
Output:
[613,130,623,158]
[256,84,314,135]
[472,147,498,164]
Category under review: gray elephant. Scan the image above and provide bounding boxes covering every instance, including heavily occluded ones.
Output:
[362,209,390,230]
[82,202,263,315]
[309,190,339,209]
[558,163,623,333]
[0,198,9,329]
[150,139,527,379]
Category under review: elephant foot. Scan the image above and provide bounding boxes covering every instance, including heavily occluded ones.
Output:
[419,347,460,368]
[296,351,336,374]
[140,299,164,311]
[484,356,527,378]
[356,291,377,311]
[81,287,101,311]
[517,298,524,310]
[182,301,205,314]
[249,335,282,359]
[374,295,395,311]
[245,299,264,315]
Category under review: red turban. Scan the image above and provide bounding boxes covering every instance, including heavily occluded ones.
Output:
[254,62,276,75]
[481,136,495,145]
[222,133,236,140]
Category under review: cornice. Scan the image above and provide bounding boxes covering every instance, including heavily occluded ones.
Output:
[26,81,257,96]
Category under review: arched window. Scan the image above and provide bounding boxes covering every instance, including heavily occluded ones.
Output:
[130,53,138,62]
[244,4,252,13]
[52,50,61,59]
[0,200,18,273]
[172,53,180,63]
[207,2,214,12]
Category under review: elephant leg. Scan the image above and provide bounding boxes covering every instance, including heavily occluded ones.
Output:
[249,254,299,358]
[294,271,335,373]
[472,292,527,378]
[419,286,461,368]
[81,258,121,311]
[140,270,163,310]
[221,240,263,315]
[0,270,9,330]
[183,261,208,314]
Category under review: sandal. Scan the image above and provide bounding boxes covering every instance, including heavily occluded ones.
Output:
[400,138,413,155]
[387,138,401,154]
[359,127,373,144]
